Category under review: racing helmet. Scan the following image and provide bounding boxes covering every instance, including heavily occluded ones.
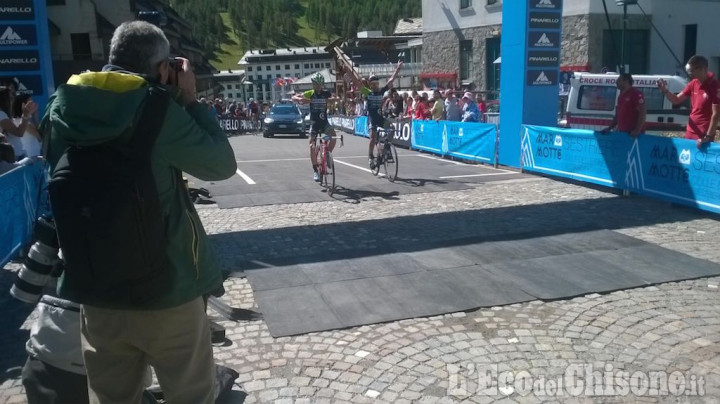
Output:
[311,73,325,84]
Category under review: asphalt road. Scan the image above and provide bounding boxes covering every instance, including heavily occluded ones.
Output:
[187,130,526,208]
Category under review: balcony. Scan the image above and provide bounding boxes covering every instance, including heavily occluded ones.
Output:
[353,62,421,77]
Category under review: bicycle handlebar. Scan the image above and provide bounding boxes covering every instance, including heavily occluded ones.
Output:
[320,134,344,147]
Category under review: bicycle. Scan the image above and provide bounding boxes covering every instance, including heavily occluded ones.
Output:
[371,126,399,182]
[314,133,344,196]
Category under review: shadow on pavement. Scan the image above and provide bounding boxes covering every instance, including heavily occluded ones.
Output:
[330,186,400,204]
[212,193,717,275]
[391,177,451,187]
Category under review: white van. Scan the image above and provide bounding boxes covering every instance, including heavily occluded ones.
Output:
[565,73,689,133]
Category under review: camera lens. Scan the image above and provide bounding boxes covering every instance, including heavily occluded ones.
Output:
[9,217,61,304]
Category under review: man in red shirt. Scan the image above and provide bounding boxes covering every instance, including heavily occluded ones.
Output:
[658,55,720,147]
[602,73,646,137]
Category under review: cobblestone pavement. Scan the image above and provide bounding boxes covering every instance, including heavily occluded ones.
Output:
[2,176,720,403]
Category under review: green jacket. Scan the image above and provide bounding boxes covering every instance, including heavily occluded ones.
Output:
[44,71,237,309]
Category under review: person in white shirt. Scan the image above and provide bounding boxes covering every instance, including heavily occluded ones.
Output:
[0,86,37,159]
[12,94,42,157]
[444,89,461,121]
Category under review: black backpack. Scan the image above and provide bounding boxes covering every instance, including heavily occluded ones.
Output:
[48,86,170,307]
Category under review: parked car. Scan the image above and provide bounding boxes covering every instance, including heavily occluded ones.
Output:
[298,104,311,128]
[263,103,306,138]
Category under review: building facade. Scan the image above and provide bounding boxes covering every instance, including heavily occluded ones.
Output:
[422,0,720,96]
[46,0,216,88]
[238,47,333,103]
[211,70,246,101]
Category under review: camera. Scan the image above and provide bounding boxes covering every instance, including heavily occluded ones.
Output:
[168,57,182,73]
[10,217,63,304]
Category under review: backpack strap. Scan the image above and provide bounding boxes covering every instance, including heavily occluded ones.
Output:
[129,85,171,159]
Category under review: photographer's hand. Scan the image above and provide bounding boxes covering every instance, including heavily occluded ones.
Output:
[175,58,197,107]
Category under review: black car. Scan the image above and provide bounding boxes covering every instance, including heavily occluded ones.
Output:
[262,103,306,138]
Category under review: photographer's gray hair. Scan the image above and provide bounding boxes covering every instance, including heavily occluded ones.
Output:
[109,21,170,76]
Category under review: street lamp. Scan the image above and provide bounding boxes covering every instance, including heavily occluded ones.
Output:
[616,0,638,72]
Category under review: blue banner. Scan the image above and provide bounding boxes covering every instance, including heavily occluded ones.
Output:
[521,126,632,187]
[412,120,497,164]
[522,125,720,214]
[0,0,55,115]
[328,115,355,133]
[354,116,369,137]
[0,162,48,267]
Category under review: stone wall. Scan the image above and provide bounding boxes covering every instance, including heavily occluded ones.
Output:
[422,24,501,92]
[422,14,650,92]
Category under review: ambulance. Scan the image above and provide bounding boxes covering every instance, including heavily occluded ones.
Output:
[564,73,689,133]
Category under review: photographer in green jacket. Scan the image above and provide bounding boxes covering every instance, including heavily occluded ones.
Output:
[42,21,236,403]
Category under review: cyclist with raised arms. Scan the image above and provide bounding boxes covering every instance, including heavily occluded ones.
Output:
[356,60,403,168]
[292,73,339,182]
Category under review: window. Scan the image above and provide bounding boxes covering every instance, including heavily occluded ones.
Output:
[485,37,501,95]
[227,93,233,98]
[459,40,473,81]
[684,25,697,64]
[235,84,241,89]
[276,74,281,78]
[325,62,330,68]
[577,85,617,111]
[602,29,649,74]
[71,33,91,60]
[267,74,272,80]
[265,65,271,71]
[236,93,242,98]
[315,63,320,68]
[486,0,497,5]
[304,63,310,69]
[295,64,300,69]
[247,66,253,72]
[248,75,253,80]
[460,0,472,9]
[285,64,290,70]
[275,65,280,70]
[639,87,665,111]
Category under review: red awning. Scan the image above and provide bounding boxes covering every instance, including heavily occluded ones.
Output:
[561,65,591,72]
[420,73,458,79]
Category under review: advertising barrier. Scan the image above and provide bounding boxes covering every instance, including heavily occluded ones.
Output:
[354,116,369,138]
[0,163,48,267]
[218,118,256,134]
[521,125,720,214]
[0,0,55,115]
[412,120,497,164]
[349,116,412,148]
[328,115,355,133]
[388,118,412,149]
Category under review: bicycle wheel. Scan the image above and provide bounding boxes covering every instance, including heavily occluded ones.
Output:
[317,144,326,187]
[383,143,399,182]
[371,143,382,176]
[325,151,335,196]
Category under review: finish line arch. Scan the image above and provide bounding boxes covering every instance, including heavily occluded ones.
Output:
[499,0,563,167]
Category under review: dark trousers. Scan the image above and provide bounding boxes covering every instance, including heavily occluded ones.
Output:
[22,356,90,404]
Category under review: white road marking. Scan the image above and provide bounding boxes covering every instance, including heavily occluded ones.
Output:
[417,154,466,165]
[237,154,413,163]
[333,159,386,177]
[235,169,256,185]
[439,172,519,179]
